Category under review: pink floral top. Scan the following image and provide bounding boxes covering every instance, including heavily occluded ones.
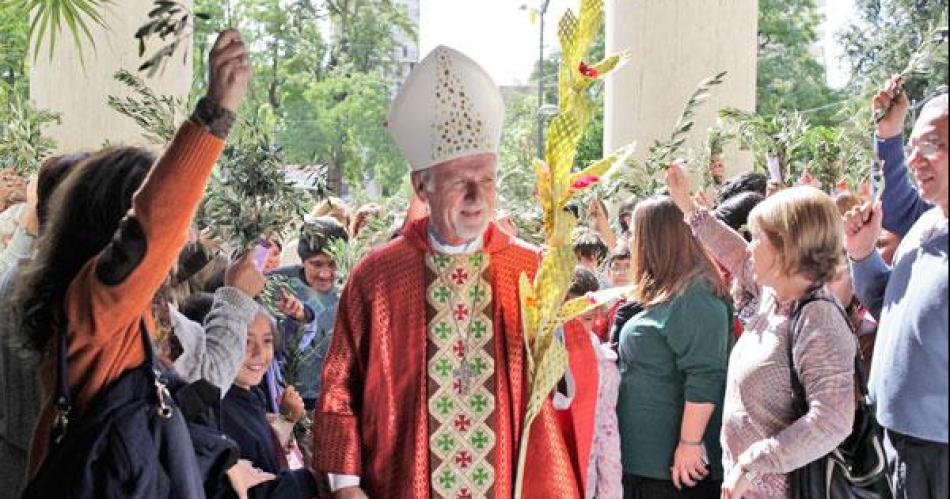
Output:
[586,334,623,499]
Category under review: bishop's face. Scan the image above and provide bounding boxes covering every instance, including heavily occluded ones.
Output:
[416,153,498,245]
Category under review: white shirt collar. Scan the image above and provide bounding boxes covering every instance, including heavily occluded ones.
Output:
[427,224,484,255]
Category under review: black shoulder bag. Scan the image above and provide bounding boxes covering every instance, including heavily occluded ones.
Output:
[23,320,238,499]
[786,292,894,499]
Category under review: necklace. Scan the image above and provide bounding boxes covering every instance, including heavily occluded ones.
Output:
[430,251,489,396]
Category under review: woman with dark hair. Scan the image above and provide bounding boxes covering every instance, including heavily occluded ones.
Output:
[617,196,733,499]
[12,30,256,494]
[0,152,88,496]
[665,164,855,499]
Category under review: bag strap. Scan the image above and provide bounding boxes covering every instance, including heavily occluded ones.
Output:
[786,288,870,416]
[51,317,162,446]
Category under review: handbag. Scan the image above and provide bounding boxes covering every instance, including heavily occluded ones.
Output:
[786,291,894,499]
[23,319,238,499]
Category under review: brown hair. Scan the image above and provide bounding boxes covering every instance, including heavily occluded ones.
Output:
[629,196,729,307]
[749,186,844,285]
[36,152,91,227]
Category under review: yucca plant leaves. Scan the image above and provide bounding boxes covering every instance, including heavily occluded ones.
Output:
[7,0,113,65]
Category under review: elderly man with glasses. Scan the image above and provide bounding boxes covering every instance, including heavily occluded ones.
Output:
[844,75,948,499]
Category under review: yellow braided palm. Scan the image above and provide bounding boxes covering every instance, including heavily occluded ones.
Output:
[514,0,635,496]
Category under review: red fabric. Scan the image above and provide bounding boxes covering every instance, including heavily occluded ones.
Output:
[560,320,600,493]
[591,314,609,343]
[313,218,585,498]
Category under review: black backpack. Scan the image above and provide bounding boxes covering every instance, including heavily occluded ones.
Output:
[23,320,238,499]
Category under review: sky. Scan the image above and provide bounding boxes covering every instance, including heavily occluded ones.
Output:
[420,0,857,88]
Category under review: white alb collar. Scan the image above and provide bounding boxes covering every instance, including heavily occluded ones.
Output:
[427,224,484,255]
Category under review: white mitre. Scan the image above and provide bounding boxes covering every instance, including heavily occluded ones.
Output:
[386,45,505,172]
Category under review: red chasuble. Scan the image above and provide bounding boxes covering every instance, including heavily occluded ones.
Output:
[313,218,590,498]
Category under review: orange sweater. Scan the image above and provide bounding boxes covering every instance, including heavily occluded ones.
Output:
[28,120,224,476]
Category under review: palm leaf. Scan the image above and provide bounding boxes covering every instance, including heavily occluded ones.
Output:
[9,0,113,64]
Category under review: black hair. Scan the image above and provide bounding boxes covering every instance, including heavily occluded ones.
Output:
[297,216,350,261]
[716,171,768,206]
[573,229,609,264]
[608,244,631,264]
[179,292,216,324]
[713,191,764,240]
[568,267,600,298]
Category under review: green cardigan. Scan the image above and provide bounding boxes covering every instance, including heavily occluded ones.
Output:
[617,280,732,481]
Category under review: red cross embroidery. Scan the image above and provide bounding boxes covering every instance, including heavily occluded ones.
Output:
[455,451,473,469]
[454,304,469,321]
[457,489,473,499]
[452,378,463,394]
[453,415,472,432]
[452,340,465,358]
[451,268,469,285]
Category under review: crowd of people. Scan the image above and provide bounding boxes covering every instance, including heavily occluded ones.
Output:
[0,28,946,499]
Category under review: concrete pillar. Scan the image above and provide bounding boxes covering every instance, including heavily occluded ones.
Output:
[30,0,193,152]
[605,0,758,179]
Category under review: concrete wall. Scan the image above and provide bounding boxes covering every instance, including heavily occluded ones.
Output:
[605,0,758,179]
[30,0,194,153]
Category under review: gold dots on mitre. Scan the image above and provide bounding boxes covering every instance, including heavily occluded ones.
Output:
[430,48,492,161]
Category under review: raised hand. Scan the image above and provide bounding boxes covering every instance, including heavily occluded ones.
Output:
[207,29,252,114]
[225,252,267,298]
[843,202,883,261]
[279,385,306,424]
[873,74,909,139]
[664,162,696,216]
[277,290,308,322]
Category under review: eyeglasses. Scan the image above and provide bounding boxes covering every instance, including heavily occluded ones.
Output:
[609,264,630,273]
[906,137,945,160]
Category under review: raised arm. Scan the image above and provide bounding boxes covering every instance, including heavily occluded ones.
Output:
[874,74,933,236]
[66,30,251,339]
[665,164,758,299]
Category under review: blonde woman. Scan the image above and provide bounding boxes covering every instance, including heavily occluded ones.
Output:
[665,164,856,499]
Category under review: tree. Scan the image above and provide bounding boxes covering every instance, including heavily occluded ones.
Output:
[279,71,406,196]
[0,7,29,89]
[757,0,842,126]
[323,0,415,73]
[840,0,949,103]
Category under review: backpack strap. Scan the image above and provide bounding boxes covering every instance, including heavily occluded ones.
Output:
[50,317,168,447]
[786,288,869,417]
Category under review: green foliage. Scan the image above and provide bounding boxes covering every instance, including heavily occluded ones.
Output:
[279,71,406,196]
[199,120,324,251]
[2,0,112,64]
[323,0,416,73]
[0,7,29,88]
[324,205,395,286]
[136,0,209,77]
[0,85,61,175]
[107,69,186,144]
[604,72,728,198]
[841,0,949,102]
[757,0,842,126]
[720,107,810,182]
[690,124,735,189]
